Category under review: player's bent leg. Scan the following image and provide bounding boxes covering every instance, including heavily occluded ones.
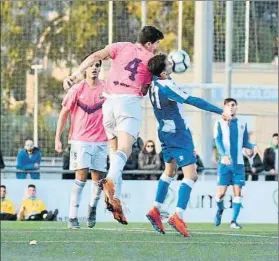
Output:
[99,178,115,211]
[147,160,176,234]
[168,163,196,237]
[230,185,243,229]
[115,131,135,157]
[100,131,134,224]
[215,186,227,226]
[87,171,102,228]
[103,132,133,200]
[68,169,88,229]
[111,198,128,225]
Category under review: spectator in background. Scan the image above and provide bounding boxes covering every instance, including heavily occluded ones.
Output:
[248,131,263,160]
[263,133,278,181]
[124,137,143,170]
[0,151,5,169]
[272,37,278,66]
[243,148,264,181]
[159,151,165,171]
[123,137,143,180]
[196,153,204,173]
[0,185,16,221]
[138,140,161,180]
[62,145,75,180]
[16,139,41,179]
[18,184,58,221]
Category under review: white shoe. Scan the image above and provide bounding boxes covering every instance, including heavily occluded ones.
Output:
[160,209,170,220]
[230,221,242,229]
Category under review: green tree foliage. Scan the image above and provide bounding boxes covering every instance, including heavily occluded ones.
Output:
[126,1,194,56]
[1,1,277,157]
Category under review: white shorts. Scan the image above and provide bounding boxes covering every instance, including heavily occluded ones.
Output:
[69,142,108,172]
[102,96,142,139]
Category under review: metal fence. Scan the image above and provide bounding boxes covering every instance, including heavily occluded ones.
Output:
[1,166,278,182]
[1,1,278,158]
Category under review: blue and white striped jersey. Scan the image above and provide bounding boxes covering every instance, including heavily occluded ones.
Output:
[214,118,254,165]
[149,76,223,134]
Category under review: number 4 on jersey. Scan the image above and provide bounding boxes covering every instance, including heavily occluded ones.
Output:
[124,58,142,81]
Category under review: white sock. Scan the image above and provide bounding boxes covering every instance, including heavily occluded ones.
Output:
[215,197,223,202]
[114,176,123,200]
[89,180,102,208]
[107,151,127,181]
[175,207,184,219]
[69,179,86,219]
[154,202,162,210]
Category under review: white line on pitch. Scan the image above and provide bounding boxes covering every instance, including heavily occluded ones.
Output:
[1,227,278,239]
[1,240,277,245]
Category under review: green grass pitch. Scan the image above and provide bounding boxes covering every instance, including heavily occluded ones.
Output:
[1,222,278,261]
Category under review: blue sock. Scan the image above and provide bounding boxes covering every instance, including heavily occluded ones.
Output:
[154,173,173,209]
[232,197,242,222]
[216,198,224,211]
[176,178,195,211]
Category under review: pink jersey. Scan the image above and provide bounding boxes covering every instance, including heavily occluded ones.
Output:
[62,80,107,143]
[106,42,153,96]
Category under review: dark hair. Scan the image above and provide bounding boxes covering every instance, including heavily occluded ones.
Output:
[273,133,278,137]
[224,98,238,105]
[148,54,167,77]
[138,26,164,45]
[142,140,156,155]
[0,185,6,190]
[28,184,36,189]
[82,56,102,77]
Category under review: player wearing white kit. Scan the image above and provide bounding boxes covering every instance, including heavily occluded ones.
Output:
[56,61,107,229]
[63,26,164,224]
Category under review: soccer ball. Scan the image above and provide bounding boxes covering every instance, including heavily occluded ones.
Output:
[168,50,190,74]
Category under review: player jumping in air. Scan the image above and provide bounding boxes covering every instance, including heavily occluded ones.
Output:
[146,54,231,237]
[63,26,164,224]
[56,61,108,229]
[214,98,254,229]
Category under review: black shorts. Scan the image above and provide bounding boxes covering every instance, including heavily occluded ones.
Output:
[0,213,17,221]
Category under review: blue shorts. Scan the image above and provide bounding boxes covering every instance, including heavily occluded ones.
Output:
[159,129,197,168]
[217,164,245,187]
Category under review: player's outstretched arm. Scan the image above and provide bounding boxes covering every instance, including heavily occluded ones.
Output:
[76,47,111,76]
[55,107,70,153]
[63,47,111,91]
[160,82,224,115]
[184,96,223,115]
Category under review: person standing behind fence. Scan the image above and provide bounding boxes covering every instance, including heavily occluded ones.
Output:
[263,133,278,181]
[62,145,75,180]
[243,148,264,181]
[16,139,41,179]
[138,140,161,180]
[0,151,5,169]
[55,60,108,229]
